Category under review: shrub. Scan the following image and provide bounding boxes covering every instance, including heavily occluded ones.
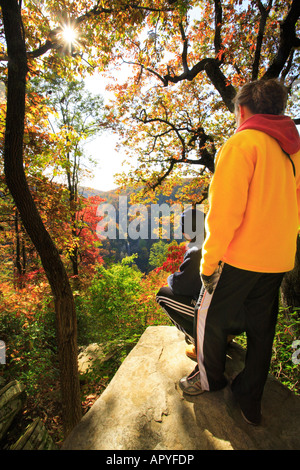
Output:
[79,256,149,344]
[271,307,300,394]
[76,255,173,346]
[0,282,58,396]
[235,306,300,395]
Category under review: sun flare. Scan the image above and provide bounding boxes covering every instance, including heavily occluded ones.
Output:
[62,25,77,44]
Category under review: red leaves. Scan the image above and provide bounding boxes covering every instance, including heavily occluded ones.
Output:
[155,241,186,273]
[74,195,105,269]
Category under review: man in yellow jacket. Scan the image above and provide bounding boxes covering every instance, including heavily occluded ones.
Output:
[179,79,300,426]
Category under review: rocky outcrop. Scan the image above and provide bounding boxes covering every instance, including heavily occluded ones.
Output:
[0,381,26,443]
[10,417,56,450]
[63,326,300,451]
[78,342,126,375]
[0,380,56,450]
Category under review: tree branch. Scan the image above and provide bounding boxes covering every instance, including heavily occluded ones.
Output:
[263,0,300,79]
[213,0,223,57]
[252,0,273,81]
[179,21,189,74]
[136,109,215,179]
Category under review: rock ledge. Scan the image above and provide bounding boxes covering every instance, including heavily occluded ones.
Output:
[62,326,300,450]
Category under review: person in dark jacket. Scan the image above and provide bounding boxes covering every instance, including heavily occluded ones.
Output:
[156,208,203,349]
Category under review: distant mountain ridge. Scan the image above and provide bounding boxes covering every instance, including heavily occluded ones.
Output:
[79,177,204,205]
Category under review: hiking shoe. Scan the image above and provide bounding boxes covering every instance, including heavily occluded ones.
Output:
[240,405,262,426]
[231,380,262,426]
[184,335,193,345]
[179,366,204,395]
[227,335,236,343]
[185,344,197,361]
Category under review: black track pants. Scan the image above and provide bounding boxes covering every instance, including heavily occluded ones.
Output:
[156,286,197,343]
[195,263,284,403]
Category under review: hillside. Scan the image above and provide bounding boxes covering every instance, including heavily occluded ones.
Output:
[79,180,203,272]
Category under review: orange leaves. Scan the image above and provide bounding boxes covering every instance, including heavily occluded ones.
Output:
[0,278,51,325]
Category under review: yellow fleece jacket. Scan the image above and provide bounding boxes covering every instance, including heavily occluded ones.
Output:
[201,128,300,276]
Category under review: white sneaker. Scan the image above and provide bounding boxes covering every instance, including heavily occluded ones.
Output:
[179,367,204,395]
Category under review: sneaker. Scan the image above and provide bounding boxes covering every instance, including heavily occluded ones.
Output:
[240,404,262,426]
[185,344,197,361]
[179,366,204,395]
[184,335,193,345]
[227,335,236,343]
[231,380,262,426]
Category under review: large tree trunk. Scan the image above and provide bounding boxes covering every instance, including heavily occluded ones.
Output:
[0,0,82,436]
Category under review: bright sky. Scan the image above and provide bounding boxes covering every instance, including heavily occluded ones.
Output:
[81,71,130,192]
[83,131,126,192]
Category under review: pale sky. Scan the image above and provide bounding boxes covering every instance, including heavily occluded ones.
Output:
[81,71,130,192]
[82,125,128,192]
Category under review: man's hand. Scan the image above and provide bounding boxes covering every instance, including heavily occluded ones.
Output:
[201,273,215,295]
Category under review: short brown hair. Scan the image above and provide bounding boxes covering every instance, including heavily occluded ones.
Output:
[233,79,288,115]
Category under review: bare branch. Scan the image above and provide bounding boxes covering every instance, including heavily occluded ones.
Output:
[263,0,300,79]
[179,21,189,74]
[213,0,223,57]
[252,0,273,81]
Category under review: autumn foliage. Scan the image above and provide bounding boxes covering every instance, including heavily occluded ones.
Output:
[0,0,299,445]
[155,240,186,273]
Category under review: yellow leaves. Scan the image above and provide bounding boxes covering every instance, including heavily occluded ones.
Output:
[25,111,38,123]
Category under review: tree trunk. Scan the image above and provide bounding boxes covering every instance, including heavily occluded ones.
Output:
[0,0,82,436]
[14,211,23,278]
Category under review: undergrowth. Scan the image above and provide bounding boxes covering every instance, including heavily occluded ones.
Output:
[235,307,300,395]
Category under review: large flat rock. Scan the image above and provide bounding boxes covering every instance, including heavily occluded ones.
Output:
[62,326,300,450]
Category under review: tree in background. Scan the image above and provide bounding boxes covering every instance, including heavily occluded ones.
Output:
[0,78,104,284]
[34,76,105,275]
[0,0,82,435]
[74,195,105,273]
[148,240,169,269]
